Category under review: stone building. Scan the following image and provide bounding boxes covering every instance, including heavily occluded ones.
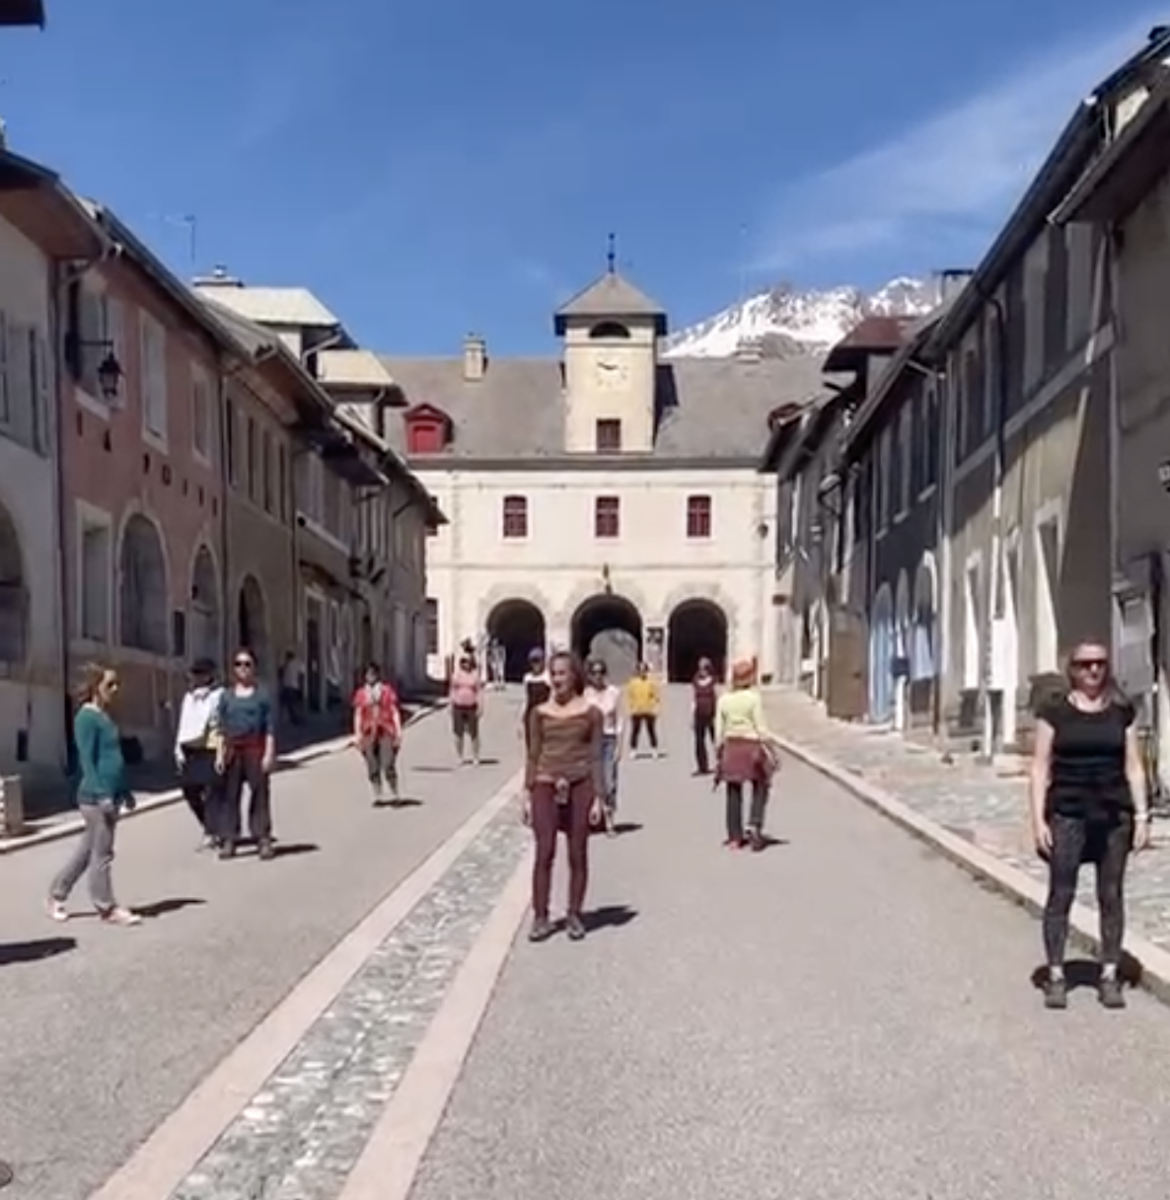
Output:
[371,264,824,681]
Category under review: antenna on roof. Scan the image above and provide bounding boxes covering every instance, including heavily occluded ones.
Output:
[606,232,616,274]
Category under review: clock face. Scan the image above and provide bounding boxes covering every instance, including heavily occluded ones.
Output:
[595,357,629,390]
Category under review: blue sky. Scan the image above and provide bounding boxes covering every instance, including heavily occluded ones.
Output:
[3,0,1162,354]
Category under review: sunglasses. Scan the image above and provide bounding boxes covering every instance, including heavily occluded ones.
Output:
[234,658,254,668]
[1071,658,1107,670]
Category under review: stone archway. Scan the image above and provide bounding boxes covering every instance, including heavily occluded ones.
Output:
[237,574,269,670]
[571,594,642,681]
[189,545,220,663]
[486,598,546,682]
[119,513,169,654]
[666,598,729,682]
[0,499,27,666]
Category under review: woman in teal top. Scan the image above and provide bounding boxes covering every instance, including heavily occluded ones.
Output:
[47,664,141,926]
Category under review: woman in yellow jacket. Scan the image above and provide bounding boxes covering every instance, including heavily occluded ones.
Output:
[715,658,779,851]
[625,662,663,758]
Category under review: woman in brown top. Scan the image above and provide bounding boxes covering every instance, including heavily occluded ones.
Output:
[523,650,605,943]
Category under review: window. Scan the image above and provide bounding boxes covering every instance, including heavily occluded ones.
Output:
[425,598,439,654]
[595,418,622,452]
[0,312,9,426]
[225,398,238,486]
[407,421,444,454]
[1022,236,1048,393]
[140,314,167,440]
[686,494,712,538]
[192,374,212,462]
[277,443,288,520]
[1066,223,1095,346]
[78,516,111,641]
[246,417,257,503]
[877,430,891,529]
[502,494,528,538]
[594,495,620,538]
[30,330,47,455]
[261,430,274,513]
[896,406,911,515]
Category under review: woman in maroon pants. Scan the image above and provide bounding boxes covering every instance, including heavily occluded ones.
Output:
[523,651,605,943]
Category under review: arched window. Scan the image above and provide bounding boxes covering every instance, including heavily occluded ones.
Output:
[588,322,631,340]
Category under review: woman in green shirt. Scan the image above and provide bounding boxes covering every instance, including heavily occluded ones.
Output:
[47,664,141,926]
[715,657,778,852]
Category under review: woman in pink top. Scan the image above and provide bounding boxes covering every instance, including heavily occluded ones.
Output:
[448,653,483,765]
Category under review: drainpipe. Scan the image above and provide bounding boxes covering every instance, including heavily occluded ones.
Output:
[53,245,120,772]
[977,295,1010,764]
[933,362,952,752]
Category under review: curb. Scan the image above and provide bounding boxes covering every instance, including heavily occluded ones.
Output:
[773,732,1170,1008]
[0,703,442,858]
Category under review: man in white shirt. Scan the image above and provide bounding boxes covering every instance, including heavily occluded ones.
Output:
[175,658,225,849]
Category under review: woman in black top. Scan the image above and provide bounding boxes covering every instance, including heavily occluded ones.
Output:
[691,657,718,775]
[1030,640,1150,1010]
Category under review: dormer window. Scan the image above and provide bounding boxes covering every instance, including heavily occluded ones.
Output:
[589,321,631,339]
[403,402,452,455]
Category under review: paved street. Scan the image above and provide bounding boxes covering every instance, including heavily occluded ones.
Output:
[0,694,525,1200]
[761,689,1170,952]
[6,686,1170,1200]
[411,691,1170,1200]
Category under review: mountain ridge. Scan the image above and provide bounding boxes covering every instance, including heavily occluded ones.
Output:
[663,277,937,359]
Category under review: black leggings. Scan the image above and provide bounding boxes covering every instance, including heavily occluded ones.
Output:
[1042,812,1132,966]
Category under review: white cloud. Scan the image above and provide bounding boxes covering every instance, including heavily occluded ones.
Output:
[756,13,1163,271]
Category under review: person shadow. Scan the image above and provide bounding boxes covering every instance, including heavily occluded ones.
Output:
[1029,953,1144,992]
[0,937,76,966]
[579,905,638,934]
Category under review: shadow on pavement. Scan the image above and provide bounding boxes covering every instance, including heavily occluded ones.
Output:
[581,905,638,933]
[756,835,789,851]
[0,936,77,965]
[376,798,424,809]
[1029,954,1144,991]
[137,897,207,920]
[412,765,456,774]
[613,822,643,836]
[269,842,320,860]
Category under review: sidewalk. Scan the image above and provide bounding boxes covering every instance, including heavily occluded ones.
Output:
[1,698,443,855]
[763,687,1170,954]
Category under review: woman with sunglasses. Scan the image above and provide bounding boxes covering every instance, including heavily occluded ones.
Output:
[214,648,277,861]
[585,658,623,836]
[524,651,605,942]
[47,663,140,926]
[1031,640,1150,1010]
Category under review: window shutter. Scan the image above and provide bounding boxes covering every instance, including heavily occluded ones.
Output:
[8,322,31,445]
[104,296,124,408]
[0,311,9,425]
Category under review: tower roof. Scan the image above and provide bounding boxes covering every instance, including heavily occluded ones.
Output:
[554,270,667,336]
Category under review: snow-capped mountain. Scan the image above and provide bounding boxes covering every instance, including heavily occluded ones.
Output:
[663,277,936,359]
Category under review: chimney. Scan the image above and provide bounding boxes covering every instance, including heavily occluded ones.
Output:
[933,268,974,306]
[192,264,244,288]
[463,333,487,382]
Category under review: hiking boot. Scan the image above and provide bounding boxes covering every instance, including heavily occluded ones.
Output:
[1043,974,1068,1010]
[527,916,554,943]
[1099,974,1126,1010]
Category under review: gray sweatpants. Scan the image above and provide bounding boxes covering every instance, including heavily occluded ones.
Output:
[50,803,117,912]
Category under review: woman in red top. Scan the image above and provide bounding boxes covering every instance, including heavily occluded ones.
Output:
[351,662,403,806]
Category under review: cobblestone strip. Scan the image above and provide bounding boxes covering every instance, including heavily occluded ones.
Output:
[765,689,1170,953]
[170,806,530,1200]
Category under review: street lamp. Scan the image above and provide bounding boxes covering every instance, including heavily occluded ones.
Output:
[96,352,123,400]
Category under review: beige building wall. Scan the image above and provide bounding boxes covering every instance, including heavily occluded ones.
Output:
[420,466,775,676]
[0,215,64,783]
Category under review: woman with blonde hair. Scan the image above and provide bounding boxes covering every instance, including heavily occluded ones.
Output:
[1031,639,1150,1010]
[714,657,778,852]
[47,663,141,926]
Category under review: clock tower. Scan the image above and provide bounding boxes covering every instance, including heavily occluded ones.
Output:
[554,250,667,455]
